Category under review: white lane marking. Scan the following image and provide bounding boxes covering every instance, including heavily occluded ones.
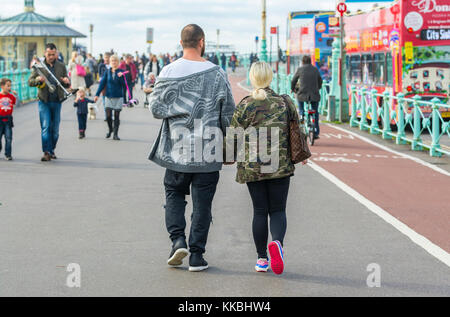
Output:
[308,161,450,268]
[325,124,450,177]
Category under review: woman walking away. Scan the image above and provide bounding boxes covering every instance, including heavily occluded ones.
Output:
[225,61,307,275]
[68,52,86,91]
[94,54,126,141]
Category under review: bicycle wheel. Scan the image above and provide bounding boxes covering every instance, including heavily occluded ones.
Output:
[308,123,315,146]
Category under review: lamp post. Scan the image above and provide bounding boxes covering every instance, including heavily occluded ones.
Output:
[259,0,268,62]
[89,24,94,55]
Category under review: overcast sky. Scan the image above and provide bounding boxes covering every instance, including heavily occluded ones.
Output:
[2,0,382,56]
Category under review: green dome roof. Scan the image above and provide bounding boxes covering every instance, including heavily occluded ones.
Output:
[0,0,86,38]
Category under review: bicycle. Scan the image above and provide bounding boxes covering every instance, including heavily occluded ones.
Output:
[300,103,317,146]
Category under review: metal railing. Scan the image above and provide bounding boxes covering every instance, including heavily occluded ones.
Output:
[0,60,38,104]
[249,65,449,157]
[348,87,449,157]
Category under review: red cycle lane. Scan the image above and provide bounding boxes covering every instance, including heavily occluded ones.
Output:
[310,124,450,253]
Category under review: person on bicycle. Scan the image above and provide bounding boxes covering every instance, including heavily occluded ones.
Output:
[291,55,322,139]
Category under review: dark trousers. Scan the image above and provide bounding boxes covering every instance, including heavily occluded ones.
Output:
[164,169,220,254]
[77,113,87,132]
[0,120,13,157]
[247,176,290,259]
[298,100,320,137]
[105,108,121,131]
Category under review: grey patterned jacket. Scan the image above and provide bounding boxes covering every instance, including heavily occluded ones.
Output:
[148,66,236,173]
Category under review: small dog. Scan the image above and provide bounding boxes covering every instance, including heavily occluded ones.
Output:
[88,104,97,120]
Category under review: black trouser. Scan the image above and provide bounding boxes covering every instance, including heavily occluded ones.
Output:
[77,113,87,131]
[246,176,291,259]
[164,169,220,254]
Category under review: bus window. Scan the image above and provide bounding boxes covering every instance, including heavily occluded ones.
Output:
[373,53,385,85]
[350,55,361,85]
[386,52,393,86]
[362,54,373,85]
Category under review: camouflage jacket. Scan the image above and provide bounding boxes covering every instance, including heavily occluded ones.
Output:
[225,88,299,184]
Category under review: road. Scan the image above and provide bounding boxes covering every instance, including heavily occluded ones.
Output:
[0,70,449,297]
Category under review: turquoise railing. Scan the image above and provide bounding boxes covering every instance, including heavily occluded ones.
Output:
[0,60,38,104]
[246,65,449,157]
[349,86,449,157]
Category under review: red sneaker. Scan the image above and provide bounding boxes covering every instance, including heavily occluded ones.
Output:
[268,241,284,275]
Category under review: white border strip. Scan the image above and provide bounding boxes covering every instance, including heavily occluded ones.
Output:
[308,161,450,267]
[325,123,450,177]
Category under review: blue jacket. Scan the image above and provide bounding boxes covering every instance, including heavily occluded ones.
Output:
[96,68,126,98]
[74,98,94,114]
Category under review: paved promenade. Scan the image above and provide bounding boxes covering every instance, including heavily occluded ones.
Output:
[0,71,449,296]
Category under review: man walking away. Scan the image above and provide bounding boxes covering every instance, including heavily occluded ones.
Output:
[290,55,322,139]
[148,24,235,272]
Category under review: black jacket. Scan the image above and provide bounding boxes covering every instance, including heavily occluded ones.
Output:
[291,64,323,102]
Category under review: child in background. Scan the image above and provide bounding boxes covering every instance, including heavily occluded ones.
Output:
[74,88,94,139]
[0,78,16,161]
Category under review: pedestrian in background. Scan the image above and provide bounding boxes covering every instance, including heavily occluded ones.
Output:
[0,78,16,161]
[94,54,126,141]
[290,55,322,139]
[98,52,111,121]
[29,43,71,161]
[226,61,306,275]
[220,53,227,71]
[68,51,86,91]
[119,54,137,106]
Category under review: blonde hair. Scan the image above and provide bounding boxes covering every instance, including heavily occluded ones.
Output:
[249,61,273,100]
[110,54,120,62]
[71,51,78,63]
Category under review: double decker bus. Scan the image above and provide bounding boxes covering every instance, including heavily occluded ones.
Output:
[344,0,450,118]
[287,11,335,82]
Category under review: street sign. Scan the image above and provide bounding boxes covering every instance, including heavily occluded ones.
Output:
[255,36,259,43]
[270,27,278,34]
[337,2,347,16]
[146,28,154,44]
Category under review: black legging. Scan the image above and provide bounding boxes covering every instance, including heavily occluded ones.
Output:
[105,108,121,128]
[246,176,290,259]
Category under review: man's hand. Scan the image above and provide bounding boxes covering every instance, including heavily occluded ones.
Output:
[37,76,45,83]
[94,96,99,103]
[302,159,308,165]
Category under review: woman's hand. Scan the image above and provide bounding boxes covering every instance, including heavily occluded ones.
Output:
[118,72,123,77]
[94,96,99,103]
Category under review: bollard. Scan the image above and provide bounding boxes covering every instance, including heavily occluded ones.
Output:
[349,86,358,127]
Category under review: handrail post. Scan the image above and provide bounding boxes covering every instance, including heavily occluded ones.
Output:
[382,91,392,139]
[396,93,407,145]
[349,85,358,127]
[370,89,380,134]
[360,87,368,131]
[411,95,423,151]
[430,97,442,157]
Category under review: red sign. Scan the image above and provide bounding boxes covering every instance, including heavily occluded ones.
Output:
[270,27,278,35]
[337,2,347,16]
[316,22,326,33]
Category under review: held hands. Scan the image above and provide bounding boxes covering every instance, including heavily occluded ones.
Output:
[94,96,99,103]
